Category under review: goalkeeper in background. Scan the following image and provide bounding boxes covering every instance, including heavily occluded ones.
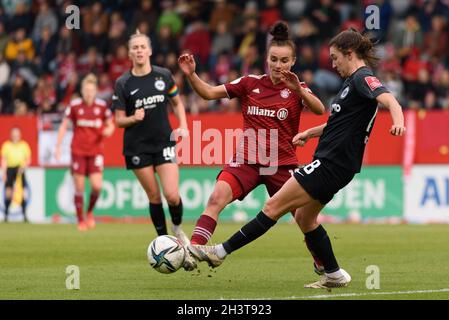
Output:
[1,127,31,222]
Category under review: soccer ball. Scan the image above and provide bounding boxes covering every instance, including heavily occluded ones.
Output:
[147,235,186,274]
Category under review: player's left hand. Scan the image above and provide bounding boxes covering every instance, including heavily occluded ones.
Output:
[174,127,189,138]
[280,70,302,92]
[389,125,406,136]
[292,131,309,147]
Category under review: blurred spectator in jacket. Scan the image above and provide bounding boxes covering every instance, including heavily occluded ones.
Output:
[5,27,35,61]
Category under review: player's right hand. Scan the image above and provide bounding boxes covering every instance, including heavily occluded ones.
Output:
[178,54,196,75]
[292,132,309,147]
[134,108,145,122]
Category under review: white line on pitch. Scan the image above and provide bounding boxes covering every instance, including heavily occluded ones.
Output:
[282,288,449,299]
[228,288,449,300]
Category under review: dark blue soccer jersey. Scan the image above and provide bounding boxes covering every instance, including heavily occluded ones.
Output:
[314,66,389,173]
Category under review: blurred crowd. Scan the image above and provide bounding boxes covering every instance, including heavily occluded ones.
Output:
[1,0,449,117]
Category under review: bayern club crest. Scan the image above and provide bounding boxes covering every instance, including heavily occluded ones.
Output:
[94,107,100,115]
[280,89,291,99]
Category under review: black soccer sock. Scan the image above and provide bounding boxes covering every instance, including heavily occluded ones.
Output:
[149,203,167,236]
[222,211,277,254]
[4,197,11,221]
[21,200,27,222]
[168,199,183,226]
[304,225,339,273]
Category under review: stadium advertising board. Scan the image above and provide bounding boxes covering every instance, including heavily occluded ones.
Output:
[405,165,449,223]
[322,166,403,222]
[44,167,270,222]
[44,167,403,223]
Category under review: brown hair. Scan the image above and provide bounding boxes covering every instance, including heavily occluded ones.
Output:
[329,28,379,67]
[268,21,296,58]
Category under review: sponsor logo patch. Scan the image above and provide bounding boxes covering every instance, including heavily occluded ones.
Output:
[365,76,382,91]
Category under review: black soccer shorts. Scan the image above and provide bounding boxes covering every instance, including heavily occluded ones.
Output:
[125,145,177,170]
[5,167,27,189]
[293,158,355,205]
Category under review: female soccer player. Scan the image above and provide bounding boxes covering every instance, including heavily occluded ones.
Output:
[1,127,31,222]
[55,74,115,231]
[178,21,326,270]
[190,29,406,289]
[112,31,192,265]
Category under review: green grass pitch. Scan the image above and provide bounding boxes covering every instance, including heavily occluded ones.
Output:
[1,222,449,300]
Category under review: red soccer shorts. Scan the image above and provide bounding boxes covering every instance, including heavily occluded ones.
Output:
[71,154,104,176]
[218,163,298,201]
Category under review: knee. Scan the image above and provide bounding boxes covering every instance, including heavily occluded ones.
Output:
[295,210,316,231]
[148,192,162,204]
[295,210,306,228]
[91,187,102,195]
[164,191,180,206]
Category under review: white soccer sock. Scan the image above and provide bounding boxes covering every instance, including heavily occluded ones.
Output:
[215,244,228,259]
[326,269,343,278]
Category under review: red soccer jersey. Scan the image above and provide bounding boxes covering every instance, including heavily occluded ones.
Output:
[224,74,313,166]
[65,98,112,156]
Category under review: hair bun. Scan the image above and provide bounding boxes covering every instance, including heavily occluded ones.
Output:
[270,21,289,41]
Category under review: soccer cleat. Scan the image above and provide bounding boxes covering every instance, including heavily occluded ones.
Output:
[182,250,198,271]
[172,225,190,247]
[314,262,325,276]
[171,225,198,271]
[86,213,96,229]
[304,268,351,289]
[188,244,225,268]
[77,221,88,231]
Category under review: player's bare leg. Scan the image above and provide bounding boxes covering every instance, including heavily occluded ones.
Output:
[133,166,167,235]
[294,206,324,275]
[190,181,233,245]
[86,172,102,229]
[73,173,87,231]
[190,177,311,267]
[155,163,185,241]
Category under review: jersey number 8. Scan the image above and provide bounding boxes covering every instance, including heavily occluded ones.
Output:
[303,159,321,174]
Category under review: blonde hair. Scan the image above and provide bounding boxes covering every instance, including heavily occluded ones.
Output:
[128,29,152,48]
[81,73,98,88]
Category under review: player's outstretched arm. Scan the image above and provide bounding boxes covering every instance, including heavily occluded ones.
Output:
[292,123,327,146]
[376,92,406,136]
[178,54,228,100]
